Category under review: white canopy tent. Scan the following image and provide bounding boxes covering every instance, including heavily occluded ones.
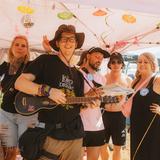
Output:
[0,0,160,55]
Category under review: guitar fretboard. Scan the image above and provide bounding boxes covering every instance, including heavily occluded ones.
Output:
[47,96,119,105]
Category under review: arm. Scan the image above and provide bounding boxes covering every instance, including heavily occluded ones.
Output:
[126,76,133,88]
[15,73,39,95]
[149,76,160,116]
[42,35,52,53]
[153,76,160,94]
[15,73,66,104]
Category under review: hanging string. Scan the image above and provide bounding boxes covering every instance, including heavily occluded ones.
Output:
[59,2,102,46]
[118,27,160,52]
[132,114,157,160]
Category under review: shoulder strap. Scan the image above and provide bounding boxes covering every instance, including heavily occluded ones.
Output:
[81,67,102,87]
[130,74,155,100]
[146,75,156,88]
[74,67,99,96]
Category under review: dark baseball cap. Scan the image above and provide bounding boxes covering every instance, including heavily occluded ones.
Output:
[88,47,110,58]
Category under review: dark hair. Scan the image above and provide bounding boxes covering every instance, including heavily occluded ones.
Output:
[107,52,125,69]
[87,47,110,58]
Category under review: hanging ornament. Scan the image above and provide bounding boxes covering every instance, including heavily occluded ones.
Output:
[156,23,160,29]
[21,14,34,28]
[93,9,107,16]
[57,11,73,20]
[122,14,136,23]
[52,2,55,10]
[133,36,139,45]
[114,41,128,49]
[17,5,34,14]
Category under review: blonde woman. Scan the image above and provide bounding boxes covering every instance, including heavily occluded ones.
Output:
[0,35,37,160]
[130,52,160,160]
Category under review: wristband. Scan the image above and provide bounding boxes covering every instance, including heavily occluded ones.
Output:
[38,84,52,97]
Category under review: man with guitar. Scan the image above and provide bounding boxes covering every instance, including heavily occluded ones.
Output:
[15,24,87,160]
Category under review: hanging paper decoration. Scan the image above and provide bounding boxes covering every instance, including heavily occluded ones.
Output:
[21,14,34,28]
[57,11,73,20]
[93,9,107,16]
[156,23,160,29]
[17,5,34,14]
[122,14,136,23]
[114,41,128,48]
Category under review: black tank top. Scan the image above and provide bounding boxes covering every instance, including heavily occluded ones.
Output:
[130,76,160,160]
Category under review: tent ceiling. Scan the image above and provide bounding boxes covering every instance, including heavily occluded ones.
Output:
[0,0,160,53]
[60,0,160,15]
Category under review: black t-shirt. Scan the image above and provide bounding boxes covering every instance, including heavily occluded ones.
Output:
[0,61,30,113]
[24,54,85,140]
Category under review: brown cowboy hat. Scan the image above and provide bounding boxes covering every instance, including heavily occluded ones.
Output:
[49,24,85,51]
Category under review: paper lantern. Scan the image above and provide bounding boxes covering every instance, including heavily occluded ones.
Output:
[93,9,107,16]
[21,14,34,28]
[122,14,136,23]
[156,23,160,29]
[17,5,34,14]
[57,11,73,20]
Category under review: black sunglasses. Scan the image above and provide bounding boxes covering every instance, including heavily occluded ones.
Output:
[111,60,122,64]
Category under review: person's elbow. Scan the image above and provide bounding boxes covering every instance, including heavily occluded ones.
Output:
[15,74,25,91]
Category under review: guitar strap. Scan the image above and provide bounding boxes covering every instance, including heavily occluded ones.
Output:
[74,66,108,112]
[74,67,101,96]
[81,67,102,88]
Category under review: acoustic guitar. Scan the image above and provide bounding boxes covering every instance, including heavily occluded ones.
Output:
[15,92,121,116]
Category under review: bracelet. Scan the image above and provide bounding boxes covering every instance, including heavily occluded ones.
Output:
[37,85,42,96]
[37,84,52,97]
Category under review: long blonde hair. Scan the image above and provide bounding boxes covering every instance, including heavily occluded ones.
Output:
[8,35,30,64]
[135,52,159,79]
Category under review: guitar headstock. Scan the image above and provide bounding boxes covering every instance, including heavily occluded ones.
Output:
[102,95,123,104]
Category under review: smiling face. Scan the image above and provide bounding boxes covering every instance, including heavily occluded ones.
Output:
[56,32,77,58]
[109,58,123,72]
[137,55,153,75]
[87,52,104,71]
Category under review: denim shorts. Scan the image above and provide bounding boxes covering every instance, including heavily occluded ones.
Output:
[0,109,38,147]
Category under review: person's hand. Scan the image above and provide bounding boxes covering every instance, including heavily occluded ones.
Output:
[42,35,52,52]
[85,87,104,97]
[84,88,103,108]
[150,103,160,115]
[48,88,66,104]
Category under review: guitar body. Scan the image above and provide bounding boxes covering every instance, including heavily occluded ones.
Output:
[15,92,121,116]
[15,92,57,116]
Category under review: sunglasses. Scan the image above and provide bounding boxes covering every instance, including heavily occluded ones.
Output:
[60,36,76,43]
[111,60,122,64]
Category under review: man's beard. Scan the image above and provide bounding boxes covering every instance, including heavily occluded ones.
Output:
[89,62,100,71]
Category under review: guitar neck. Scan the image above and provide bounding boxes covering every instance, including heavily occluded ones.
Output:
[48,96,118,105]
